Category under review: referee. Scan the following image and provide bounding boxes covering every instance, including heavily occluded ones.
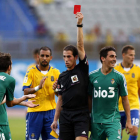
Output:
[51,12,89,140]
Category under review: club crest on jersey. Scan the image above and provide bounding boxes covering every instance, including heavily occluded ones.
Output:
[71,75,78,83]
[111,79,115,84]
[132,73,135,78]
[31,133,35,138]
[51,76,54,81]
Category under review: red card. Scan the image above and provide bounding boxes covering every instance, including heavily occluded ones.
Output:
[73,5,81,14]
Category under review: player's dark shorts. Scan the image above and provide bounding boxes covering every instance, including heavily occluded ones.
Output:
[120,109,139,129]
[26,109,58,140]
[0,125,11,140]
[91,121,121,140]
[59,108,89,140]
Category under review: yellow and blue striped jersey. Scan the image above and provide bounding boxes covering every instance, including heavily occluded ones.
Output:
[23,65,60,112]
[115,63,140,111]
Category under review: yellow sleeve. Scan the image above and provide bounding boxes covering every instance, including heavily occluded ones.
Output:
[138,67,140,88]
[22,69,33,90]
[55,69,60,79]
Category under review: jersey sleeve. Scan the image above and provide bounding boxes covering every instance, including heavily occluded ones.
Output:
[6,78,15,101]
[88,75,94,96]
[79,55,89,74]
[55,69,60,79]
[22,70,33,91]
[137,67,140,88]
[118,74,128,96]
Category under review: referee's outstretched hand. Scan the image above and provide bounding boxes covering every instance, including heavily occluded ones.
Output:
[75,12,83,25]
[51,121,58,131]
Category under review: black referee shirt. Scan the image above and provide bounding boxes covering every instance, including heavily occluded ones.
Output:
[57,56,89,110]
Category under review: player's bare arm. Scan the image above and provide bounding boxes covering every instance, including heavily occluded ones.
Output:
[75,12,85,60]
[6,94,36,107]
[24,77,46,95]
[19,100,39,108]
[51,95,62,131]
[121,96,133,134]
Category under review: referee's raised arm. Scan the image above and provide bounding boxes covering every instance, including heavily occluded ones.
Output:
[76,12,85,60]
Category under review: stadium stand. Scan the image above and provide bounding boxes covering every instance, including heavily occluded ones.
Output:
[35,0,140,42]
[0,0,140,59]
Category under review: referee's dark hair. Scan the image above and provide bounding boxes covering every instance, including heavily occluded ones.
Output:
[39,46,52,56]
[122,45,134,54]
[100,46,116,63]
[0,53,12,72]
[63,45,78,57]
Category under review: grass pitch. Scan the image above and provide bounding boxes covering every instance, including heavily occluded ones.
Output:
[9,117,140,140]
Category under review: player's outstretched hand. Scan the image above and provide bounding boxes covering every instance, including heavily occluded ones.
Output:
[25,94,36,99]
[25,100,39,108]
[39,77,46,89]
[125,121,133,134]
[51,121,58,131]
[75,12,83,25]
[53,79,58,90]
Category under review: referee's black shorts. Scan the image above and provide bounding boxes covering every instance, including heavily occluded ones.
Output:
[59,108,89,140]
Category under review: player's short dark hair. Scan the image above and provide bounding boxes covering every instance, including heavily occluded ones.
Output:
[33,49,39,55]
[0,53,12,72]
[122,45,134,54]
[63,45,78,57]
[99,46,116,63]
[39,46,52,56]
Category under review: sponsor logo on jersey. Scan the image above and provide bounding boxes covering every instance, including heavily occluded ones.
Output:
[71,75,79,83]
[94,87,115,98]
[24,77,28,83]
[111,79,115,84]
[94,80,98,83]
[132,73,135,78]
[82,131,86,134]
[123,73,129,75]
[0,76,6,81]
[51,76,54,81]
[117,136,121,139]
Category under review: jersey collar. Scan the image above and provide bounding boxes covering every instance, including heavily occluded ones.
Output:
[36,65,51,72]
[121,63,134,69]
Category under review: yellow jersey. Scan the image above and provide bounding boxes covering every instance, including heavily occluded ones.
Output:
[23,65,60,112]
[27,63,36,71]
[115,63,140,111]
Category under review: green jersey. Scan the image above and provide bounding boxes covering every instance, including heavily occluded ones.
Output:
[0,72,15,125]
[88,68,128,123]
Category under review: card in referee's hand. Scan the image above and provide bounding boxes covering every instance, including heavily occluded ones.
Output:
[73,5,81,14]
